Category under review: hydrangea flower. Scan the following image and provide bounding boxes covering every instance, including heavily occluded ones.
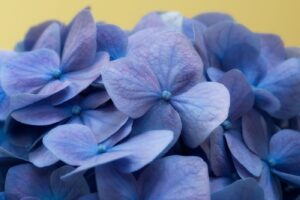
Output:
[225,109,300,200]
[43,124,174,177]
[102,28,230,147]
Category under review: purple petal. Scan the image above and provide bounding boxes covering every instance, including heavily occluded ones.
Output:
[0,87,10,120]
[62,151,130,178]
[1,49,67,96]
[95,165,137,200]
[194,12,234,27]
[102,58,161,118]
[29,145,59,167]
[254,88,281,113]
[258,58,300,119]
[102,119,133,148]
[218,69,254,120]
[211,178,264,200]
[269,129,300,176]
[138,155,210,200]
[43,124,98,165]
[242,109,270,159]
[225,131,263,177]
[259,34,286,68]
[33,22,61,54]
[23,20,63,51]
[258,165,282,200]
[210,177,234,193]
[210,127,234,176]
[50,166,90,200]
[5,164,52,199]
[207,67,225,81]
[113,130,174,173]
[77,105,128,142]
[12,104,71,125]
[61,9,97,72]
[172,82,230,147]
[97,24,128,59]
[80,90,110,109]
[132,102,182,146]
[129,29,204,95]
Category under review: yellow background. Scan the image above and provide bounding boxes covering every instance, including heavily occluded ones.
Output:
[0,0,299,49]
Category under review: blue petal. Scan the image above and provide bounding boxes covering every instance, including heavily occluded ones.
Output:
[29,145,58,167]
[172,82,230,147]
[95,165,138,200]
[211,178,264,200]
[43,124,98,166]
[97,24,128,59]
[138,156,210,200]
[112,130,174,173]
[257,58,300,119]
[194,12,234,27]
[50,166,90,200]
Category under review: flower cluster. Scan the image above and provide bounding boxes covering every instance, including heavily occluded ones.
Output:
[0,9,300,200]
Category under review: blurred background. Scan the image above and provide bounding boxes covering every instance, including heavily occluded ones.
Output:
[0,0,299,49]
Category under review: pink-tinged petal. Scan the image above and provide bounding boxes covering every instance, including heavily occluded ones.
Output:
[258,58,300,119]
[172,82,230,147]
[50,166,90,200]
[225,131,263,177]
[102,58,161,118]
[61,9,97,72]
[95,165,138,200]
[33,23,61,54]
[269,129,300,176]
[242,109,270,159]
[29,145,58,167]
[258,165,282,200]
[112,130,174,173]
[79,106,129,142]
[5,164,52,199]
[43,124,98,166]
[12,104,71,126]
[211,178,264,200]
[218,69,254,120]
[138,155,210,200]
[129,29,204,95]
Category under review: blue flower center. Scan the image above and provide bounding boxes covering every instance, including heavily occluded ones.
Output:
[71,105,82,115]
[161,90,172,101]
[267,158,277,167]
[97,144,107,154]
[51,70,62,80]
[222,120,232,130]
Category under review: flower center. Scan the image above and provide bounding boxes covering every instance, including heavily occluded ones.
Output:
[71,105,82,115]
[161,90,172,101]
[97,144,107,154]
[222,120,232,130]
[51,70,62,80]
[267,158,276,167]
